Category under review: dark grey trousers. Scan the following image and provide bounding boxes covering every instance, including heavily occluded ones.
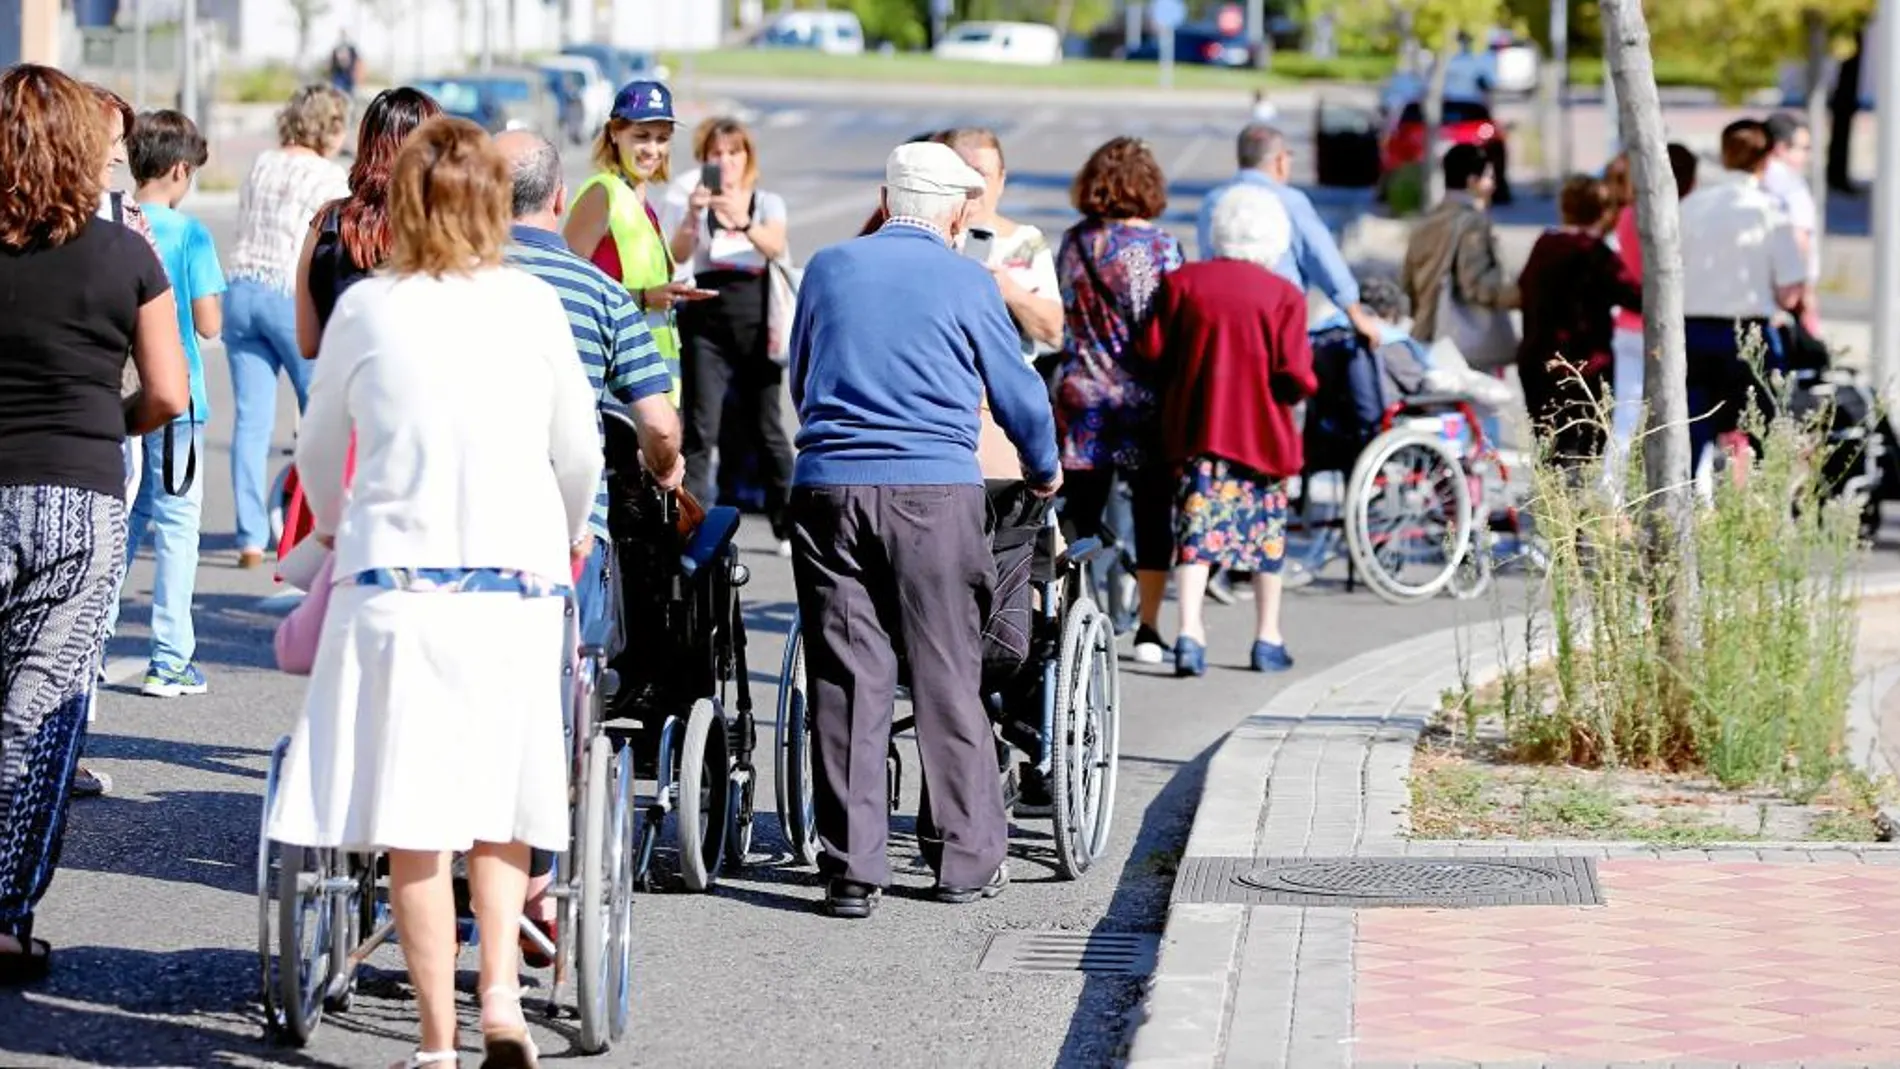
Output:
[789,484,1004,889]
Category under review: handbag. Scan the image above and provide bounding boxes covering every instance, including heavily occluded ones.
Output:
[1434,212,1518,372]
[765,256,801,367]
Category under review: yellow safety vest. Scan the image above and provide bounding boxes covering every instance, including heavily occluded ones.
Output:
[575,170,682,407]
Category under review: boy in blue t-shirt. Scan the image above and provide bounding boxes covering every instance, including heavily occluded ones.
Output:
[121,110,227,697]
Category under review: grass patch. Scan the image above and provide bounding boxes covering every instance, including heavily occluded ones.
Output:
[671,47,1395,92]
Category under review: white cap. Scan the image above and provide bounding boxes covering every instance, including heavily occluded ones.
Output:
[884,142,986,197]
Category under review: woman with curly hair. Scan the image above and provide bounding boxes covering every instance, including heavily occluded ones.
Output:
[295,86,441,350]
[224,83,351,569]
[0,63,190,983]
[1054,136,1183,665]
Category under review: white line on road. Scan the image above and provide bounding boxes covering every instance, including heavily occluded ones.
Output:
[102,656,145,686]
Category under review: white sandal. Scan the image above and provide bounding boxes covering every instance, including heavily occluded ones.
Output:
[391,1051,459,1069]
[478,985,540,1069]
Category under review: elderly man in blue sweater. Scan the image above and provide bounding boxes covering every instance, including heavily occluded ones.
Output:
[788,142,1062,919]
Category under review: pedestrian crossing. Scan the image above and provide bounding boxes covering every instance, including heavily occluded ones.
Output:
[731,98,1311,143]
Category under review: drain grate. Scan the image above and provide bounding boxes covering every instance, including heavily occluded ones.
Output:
[1173,856,1602,908]
[978,930,1160,976]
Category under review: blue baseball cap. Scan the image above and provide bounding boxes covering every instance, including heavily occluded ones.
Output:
[611,80,680,125]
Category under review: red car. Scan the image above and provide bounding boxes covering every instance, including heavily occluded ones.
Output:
[1378,99,1513,205]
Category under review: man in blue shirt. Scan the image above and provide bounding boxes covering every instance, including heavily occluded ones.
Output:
[789,142,1059,920]
[1196,123,1383,342]
[118,110,226,698]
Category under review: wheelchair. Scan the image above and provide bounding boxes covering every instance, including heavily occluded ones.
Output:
[600,407,759,894]
[773,483,1123,881]
[257,587,634,1054]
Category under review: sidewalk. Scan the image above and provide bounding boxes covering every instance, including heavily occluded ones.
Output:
[1126,577,1900,1069]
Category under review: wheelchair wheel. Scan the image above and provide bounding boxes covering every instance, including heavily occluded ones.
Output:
[1344,428,1473,604]
[274,846,346,1045]
[776,618,820,868]
[676,698,731,892]
[256,739,290,1029]
[1051,598,1122,880]
[575,734,634,1053]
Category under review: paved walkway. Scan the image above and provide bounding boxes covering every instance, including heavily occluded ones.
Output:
[1129,582,1900,1069]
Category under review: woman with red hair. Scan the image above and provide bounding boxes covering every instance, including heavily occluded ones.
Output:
[0,64,190,982]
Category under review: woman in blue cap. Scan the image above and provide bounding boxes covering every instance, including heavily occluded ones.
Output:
[563,80,709,405]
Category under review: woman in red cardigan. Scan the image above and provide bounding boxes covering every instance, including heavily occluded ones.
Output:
[1144,183,1316,677]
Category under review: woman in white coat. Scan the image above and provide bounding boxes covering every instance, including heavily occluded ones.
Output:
[265,116,602,1069]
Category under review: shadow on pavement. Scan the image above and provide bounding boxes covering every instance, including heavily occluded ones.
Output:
[62,788,262,897]
[83,731,267,782]
[0,947,344,1068]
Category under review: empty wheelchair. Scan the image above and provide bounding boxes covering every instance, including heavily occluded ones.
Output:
[257,584,634,1053]
[601,407,759,893]
[774,482,1123,881]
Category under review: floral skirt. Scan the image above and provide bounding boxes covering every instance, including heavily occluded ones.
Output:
[1174,456,1289,574]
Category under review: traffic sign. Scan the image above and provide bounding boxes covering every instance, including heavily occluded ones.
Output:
[1216,3,1243,36]
[1152,0,1187,31]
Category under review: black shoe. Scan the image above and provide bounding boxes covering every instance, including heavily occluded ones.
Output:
[825,878,882,919]
[1014,763,1053,818]
[935,863,1008,905]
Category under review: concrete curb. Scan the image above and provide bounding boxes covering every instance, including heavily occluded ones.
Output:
[1126,571,1900,1069]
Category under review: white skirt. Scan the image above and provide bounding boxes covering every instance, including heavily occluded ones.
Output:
[265,584,570,853]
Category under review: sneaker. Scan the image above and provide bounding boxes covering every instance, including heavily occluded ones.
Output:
[934,863,1008,905]
[1132,624,1167,665]
[826,878,883,919]
[71,766,112,798]
[1174,636,1207,678]
[141,662,208,698]
[776,539,793,558]
[1250,640,1295,673]
[1206,573,1237,606]
[238,548,266,569]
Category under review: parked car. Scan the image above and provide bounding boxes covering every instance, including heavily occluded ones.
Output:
[538,55,613,142]
[412,71,559,137]
[933,21,1063,65]
[1124,21,1258,67]
[561,43,666,90]
[1378,99,1514,205]
[1487,29,1540,99]
[758,11,866,55]
[1314,98,1382,188]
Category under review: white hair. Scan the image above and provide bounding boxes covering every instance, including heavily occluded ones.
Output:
[1210,183,1292,268]
[883,187,967,224]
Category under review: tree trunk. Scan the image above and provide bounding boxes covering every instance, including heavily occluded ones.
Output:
[1805,8,1829,272]
[1599,0,1697,703]
[1423,27,1453,207]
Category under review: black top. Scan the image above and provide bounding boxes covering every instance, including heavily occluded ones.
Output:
[0,218,170,497]
[308,205,375,331]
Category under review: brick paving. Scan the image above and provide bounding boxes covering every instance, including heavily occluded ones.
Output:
[1355,860,1900,1065]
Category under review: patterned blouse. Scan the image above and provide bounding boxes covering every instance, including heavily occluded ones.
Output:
[1054,220,1183,470]
[227,148,350,293]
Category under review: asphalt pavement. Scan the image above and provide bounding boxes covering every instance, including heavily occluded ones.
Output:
[1,91,1529,1068]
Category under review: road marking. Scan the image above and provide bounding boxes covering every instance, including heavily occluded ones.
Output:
[1166,133,1211,183]
[254,589,306,615]
[763,108,810,129]
[102,656,145,686]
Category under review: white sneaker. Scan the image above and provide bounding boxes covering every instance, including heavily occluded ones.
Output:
[776,539,793,558]
[1132,624,1167,665]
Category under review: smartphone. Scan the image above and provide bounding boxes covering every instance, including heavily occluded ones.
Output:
[962,226,995,265]
[700,161,722,195]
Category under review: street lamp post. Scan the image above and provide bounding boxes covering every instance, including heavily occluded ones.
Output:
[1874,0,1900,401]
[181,0,198,125]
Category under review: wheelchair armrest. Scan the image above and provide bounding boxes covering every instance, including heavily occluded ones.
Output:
[1396,392,1472,413]
[679,505,743,579]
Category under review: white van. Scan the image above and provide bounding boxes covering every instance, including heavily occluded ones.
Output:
[933,21,1062,66]
[759,11,866,56]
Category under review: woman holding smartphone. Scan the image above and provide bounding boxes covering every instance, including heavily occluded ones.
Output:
[564,80,708,405]
[669,117,795,554]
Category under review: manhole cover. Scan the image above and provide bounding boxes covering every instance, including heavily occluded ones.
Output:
[1172,856,1602,908]
[977,930,1159,975]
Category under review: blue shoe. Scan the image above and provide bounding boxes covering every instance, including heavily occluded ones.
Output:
[1174,636,1207,678]
[1251,641,1295,673]
[141,662,208,698]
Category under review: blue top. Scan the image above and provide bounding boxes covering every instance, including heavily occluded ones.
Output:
[142,203,226,421]
[505,224,673,538]
[1196,171,1359,329]
[789,222,1059,487]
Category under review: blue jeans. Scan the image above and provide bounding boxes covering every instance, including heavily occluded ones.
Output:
[108,423,206,668]
[225,278,313,552]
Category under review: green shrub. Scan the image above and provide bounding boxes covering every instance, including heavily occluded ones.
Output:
[223,63,304,105]
[1489,338,1861,794]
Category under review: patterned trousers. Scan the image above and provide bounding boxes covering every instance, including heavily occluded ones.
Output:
[0,485,125,942]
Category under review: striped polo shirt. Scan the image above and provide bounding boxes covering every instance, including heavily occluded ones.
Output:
[506,224,674,538]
